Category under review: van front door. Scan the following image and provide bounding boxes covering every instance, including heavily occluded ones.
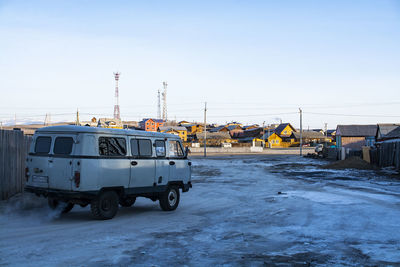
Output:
[48,135,75,190]
[129,138,155,188]
[168,140,189,183]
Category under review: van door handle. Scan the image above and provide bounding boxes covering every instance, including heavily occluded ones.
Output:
[169,161,175,166]
[131,161,138,166]
[48,160,53,163]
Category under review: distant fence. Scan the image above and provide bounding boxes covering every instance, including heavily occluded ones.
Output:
[370,142,400,171]
[0,130,32,200]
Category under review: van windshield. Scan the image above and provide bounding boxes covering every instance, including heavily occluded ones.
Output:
[169,140,184,158]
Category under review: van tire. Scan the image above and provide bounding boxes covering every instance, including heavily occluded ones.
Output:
[48,198,74,213]
[119,197,136,207]
[91,191,119,220]
[159,186,180,211]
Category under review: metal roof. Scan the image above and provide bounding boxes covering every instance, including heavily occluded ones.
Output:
[377,124,400,138]
[158,126,187,131]
[384,126,400,139]
[292,131,326,139]
[336,125,377,137]
[209,125,226,132]
[274,123,295,135]
[196,132,231,140]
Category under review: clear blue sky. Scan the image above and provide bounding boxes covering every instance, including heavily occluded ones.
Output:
[0,0,399,128]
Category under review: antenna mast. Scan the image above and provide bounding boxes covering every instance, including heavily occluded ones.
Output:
[157,89,161,119]
[162,81,168,121]
[113,72,121,120]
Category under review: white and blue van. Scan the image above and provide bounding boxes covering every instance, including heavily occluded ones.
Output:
[25,125,192,219]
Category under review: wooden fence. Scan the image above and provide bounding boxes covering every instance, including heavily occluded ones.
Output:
[370,141,400,171]
[0,130,32,200]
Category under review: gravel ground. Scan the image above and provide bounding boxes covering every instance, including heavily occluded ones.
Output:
[1,155,400,266]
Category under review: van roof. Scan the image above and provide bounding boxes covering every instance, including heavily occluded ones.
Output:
[36,125,179,139]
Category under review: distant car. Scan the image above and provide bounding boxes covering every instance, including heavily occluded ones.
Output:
[315,144,324,154]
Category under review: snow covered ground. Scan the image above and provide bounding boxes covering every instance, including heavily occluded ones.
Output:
[1,155,400,266]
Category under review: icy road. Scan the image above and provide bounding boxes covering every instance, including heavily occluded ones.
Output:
[1,155,400,266]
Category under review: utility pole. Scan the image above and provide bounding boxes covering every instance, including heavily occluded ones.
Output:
[324,122,328,137]
[299,108,303,156]
[262,121,265,148]
[203,102,207,157]
[76,109,80,126]
[267,125,270,148]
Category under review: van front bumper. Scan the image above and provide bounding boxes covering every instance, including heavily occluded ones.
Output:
[24,186,97,200]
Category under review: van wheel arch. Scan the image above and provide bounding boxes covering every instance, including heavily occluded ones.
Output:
[167,181,184,190]
[98,187,125,199]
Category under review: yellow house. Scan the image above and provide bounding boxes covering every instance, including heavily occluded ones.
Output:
[267,133,283,148]
[158,126,188,141]
[184,124,204,135]
[266,123,297,148]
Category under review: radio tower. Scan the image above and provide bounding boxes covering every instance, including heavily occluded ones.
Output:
[162,81,168,121]
[113,72,121,120]
[157,89,161,119]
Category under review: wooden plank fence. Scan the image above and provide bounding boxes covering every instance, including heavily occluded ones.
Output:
[0,130,32,200]
[370,141,400,171]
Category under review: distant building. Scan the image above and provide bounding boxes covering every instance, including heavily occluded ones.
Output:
[379,126,400,143]
[196,132,232,146]
[291,131,330,144]
[98,118,123,129]
[336,125,377,150]
[376,124,400,142]
[158,126,188,141]
[139,118,164,132]
[123,121,140,129]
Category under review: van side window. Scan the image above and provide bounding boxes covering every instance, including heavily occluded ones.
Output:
[54,137,74,155]
[169,140,184,158]
[130,139,139,157]
[99,137,126,156]
[138,139,152,157]
[35,136,51,154]
[155,140,166,157]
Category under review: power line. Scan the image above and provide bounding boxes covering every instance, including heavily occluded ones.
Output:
[305,112,400,118]
[208,112,298,118]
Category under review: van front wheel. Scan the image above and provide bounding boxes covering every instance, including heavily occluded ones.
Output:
[91,191,119,220]
[159,187,180,211]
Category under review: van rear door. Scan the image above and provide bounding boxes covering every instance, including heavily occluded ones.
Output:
[29,135,52,188]
[47,135,76,191]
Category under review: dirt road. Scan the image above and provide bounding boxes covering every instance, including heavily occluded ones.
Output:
[1,155,400,266]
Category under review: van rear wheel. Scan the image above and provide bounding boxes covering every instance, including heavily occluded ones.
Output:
[91,191,119,220]
[159,186,180,211]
